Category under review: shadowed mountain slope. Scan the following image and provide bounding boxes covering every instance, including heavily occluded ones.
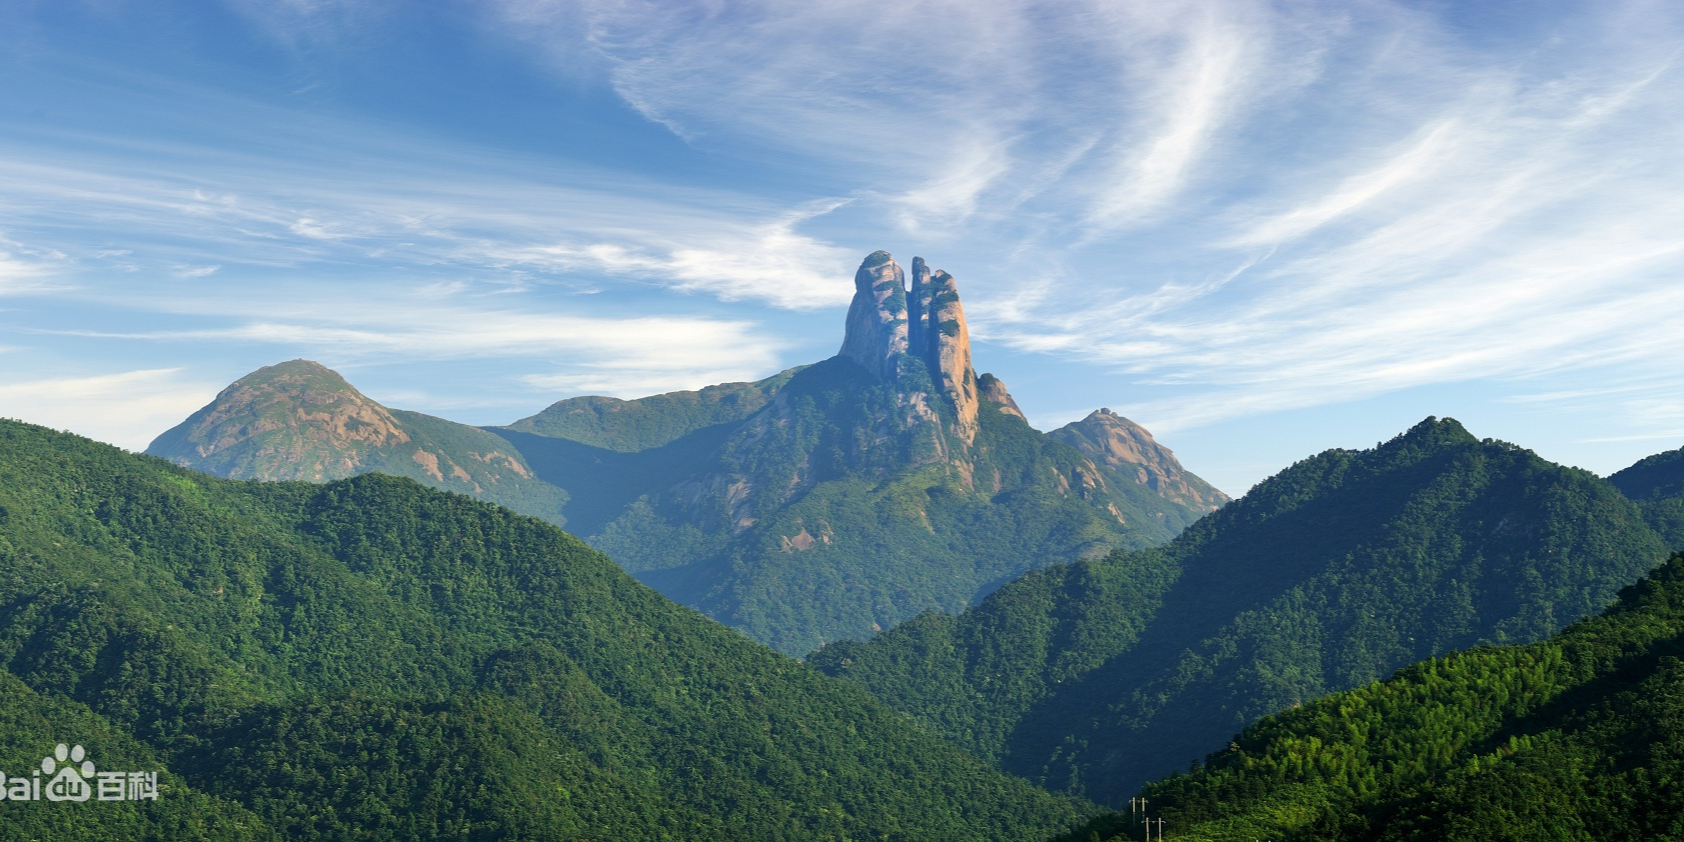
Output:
[812,418,1671,801]
[1610,444,1684,549]
[1055,551,1684,841]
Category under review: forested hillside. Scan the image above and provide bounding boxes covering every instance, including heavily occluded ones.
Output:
[1055,551,1684,840]
[502,367,801,451]
[588,355,1200,653]
[0,419,1093,840]
[812,418,1672,801]
[1610,444,1684,549]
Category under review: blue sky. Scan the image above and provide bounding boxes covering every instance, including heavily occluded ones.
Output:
[2,0,1682,494]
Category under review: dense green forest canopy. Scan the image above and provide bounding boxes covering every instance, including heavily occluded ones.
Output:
[1608,444,1684,550]
[502,367,802,451]
[1051,551,1684,841]
[0,419,1093,840]
[1608,444,1684,502]
[813,418,1673,802]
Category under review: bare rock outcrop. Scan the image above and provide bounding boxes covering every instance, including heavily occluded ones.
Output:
[907,257,936,358]
[146,359,568,525]
[839,251,992,444]
[840,251,909,382]
[149,359,410,481]
[1049,408,1229,511]
[977,373,1026,420]
[911,262,978,443]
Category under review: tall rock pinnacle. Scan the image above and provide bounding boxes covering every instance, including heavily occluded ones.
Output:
[839,251,986,443]
[840,251,910,382]
[907,257,935,358]
[918,265,978,442]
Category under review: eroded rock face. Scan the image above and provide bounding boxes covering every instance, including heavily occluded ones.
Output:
[1049,408,1230,511]
[152,359,410,481]
[146,359,567,525]
[920,267,978,442]
[840,251,909,383]
[977,373,1026,420]
[840,251,989,444]
[907,257,935,358]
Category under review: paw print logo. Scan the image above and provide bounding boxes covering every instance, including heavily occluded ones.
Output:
[42,743,94,802]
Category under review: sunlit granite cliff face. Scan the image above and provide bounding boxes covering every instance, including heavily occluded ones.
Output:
[840,251,983,445]
[841,250,911,382]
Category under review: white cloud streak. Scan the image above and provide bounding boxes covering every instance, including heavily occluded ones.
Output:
[44,291,785,380]
[0,137,856,310]
[493,0,1302,237]
[0,369,222,451]
[1083,3,1265,229]
[948,1,1684,439]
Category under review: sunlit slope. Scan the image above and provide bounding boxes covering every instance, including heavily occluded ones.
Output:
[147,253,1228,655]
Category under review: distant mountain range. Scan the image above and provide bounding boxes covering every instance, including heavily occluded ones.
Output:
[811,417,1678,801]
[148,251,1225,654]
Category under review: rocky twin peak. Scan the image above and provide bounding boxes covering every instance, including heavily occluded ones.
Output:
[840,251,982,442]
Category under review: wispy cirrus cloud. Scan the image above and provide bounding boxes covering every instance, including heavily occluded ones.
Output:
[34,281,788,403]
[480,201,857,309]
[0,252,63,295]
[0,233,75,295]
[1228,119,1463,248]
[173,264,222,279]
[1080,2,1275,230]
[494,0,1299,237]
[489,0,1684,461]
[49,294,782,368]
[0,129,855,309]
[958,1,1684,440]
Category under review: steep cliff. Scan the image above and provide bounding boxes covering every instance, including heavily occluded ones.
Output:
[839,250,909,382]
[840,251,982,444]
